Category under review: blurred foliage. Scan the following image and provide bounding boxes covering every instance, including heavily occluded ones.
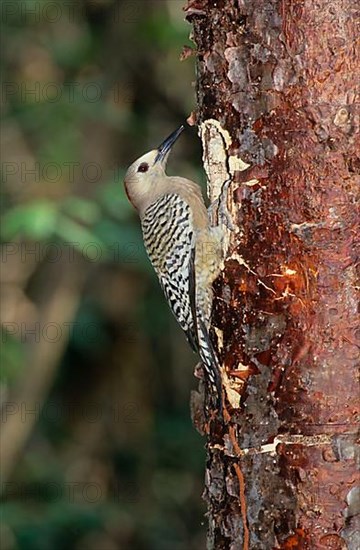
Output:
[1,1,207,549]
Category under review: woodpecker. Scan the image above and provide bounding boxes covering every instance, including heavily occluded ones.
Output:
[124,125,222,411]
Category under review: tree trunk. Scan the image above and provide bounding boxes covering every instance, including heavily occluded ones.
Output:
[186,1,359,548]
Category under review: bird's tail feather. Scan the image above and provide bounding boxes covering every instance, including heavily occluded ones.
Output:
[197,317,223,418]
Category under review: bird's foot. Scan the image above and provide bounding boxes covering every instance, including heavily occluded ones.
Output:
[208,177,235,231]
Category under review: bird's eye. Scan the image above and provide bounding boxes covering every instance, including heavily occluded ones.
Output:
[138,163,149,173]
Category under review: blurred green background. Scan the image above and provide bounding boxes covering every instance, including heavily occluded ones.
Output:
[1,1,208,548]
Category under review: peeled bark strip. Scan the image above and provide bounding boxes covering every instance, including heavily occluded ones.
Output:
[186,0,359,548]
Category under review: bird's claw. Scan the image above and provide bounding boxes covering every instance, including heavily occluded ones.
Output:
[208,177,235,231]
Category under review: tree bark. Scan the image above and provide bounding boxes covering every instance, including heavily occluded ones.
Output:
[186,1,359,548]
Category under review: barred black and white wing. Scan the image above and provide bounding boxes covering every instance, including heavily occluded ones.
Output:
[141,194,197,350]
[142,193,221,405]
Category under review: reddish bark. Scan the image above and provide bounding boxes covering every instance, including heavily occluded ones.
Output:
[186,0,359,548]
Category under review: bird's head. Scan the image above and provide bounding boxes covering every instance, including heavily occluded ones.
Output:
[124,125,184,212]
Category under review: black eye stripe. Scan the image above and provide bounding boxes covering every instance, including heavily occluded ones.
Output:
[138,163,149,173]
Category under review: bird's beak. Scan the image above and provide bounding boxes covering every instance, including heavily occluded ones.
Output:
[155,125,185,164]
